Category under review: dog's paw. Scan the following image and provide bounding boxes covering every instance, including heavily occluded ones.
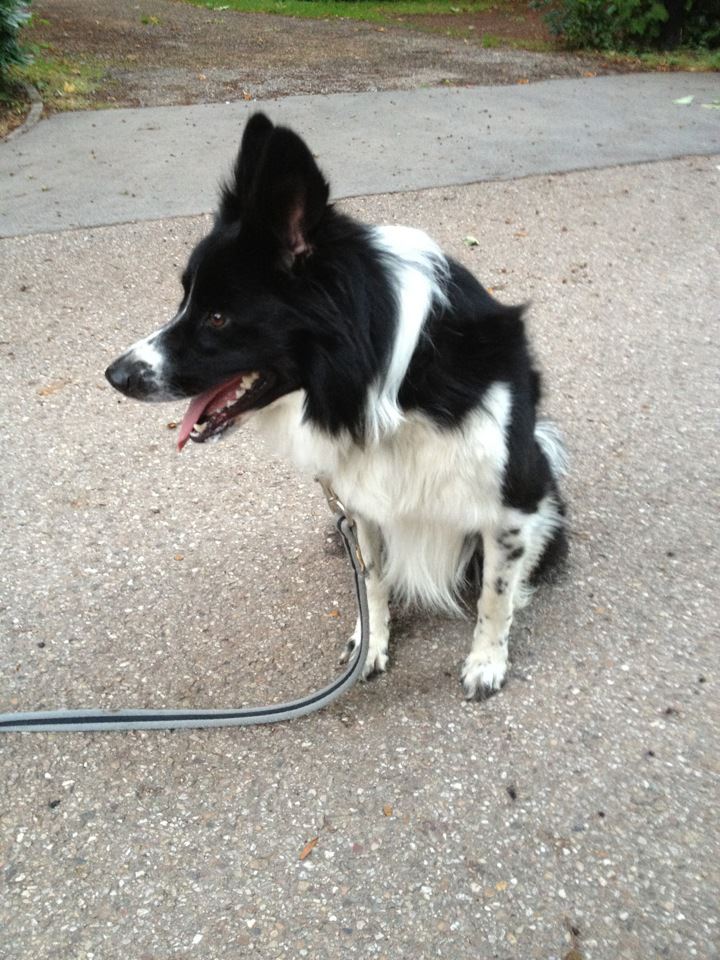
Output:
[340,633,388,680]
[461,652,507,701]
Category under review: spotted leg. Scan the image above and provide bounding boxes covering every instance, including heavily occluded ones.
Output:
[462,517,532,700]
[340,516,390,679]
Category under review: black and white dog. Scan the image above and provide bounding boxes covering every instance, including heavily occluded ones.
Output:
[106,112,567,700]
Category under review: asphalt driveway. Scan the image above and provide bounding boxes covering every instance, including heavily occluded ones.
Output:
[1,75,719,959]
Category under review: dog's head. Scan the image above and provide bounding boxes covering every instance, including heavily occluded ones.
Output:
[105,112,331,450]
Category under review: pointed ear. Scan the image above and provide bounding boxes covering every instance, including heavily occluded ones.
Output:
[219,112,275,223]
[249,125,330,257]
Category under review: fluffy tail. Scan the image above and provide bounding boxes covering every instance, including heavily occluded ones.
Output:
[530,419,569,584]
[534,419,569,479]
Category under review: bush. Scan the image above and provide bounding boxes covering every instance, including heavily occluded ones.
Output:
[683,0,720,47]
[0,0,32,85]
[536,0,720,50]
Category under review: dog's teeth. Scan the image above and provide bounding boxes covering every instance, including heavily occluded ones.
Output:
[234,387,246,400]
[241,372,259,389]
[193,422,207,433]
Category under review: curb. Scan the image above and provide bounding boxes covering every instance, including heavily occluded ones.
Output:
[3,82,43,143]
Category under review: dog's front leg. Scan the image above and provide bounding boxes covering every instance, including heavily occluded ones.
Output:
[340,516,390,679]
[462,523,528,700]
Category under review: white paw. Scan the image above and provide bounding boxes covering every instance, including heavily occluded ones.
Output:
[461,651,508,701]
[340,627,389,680]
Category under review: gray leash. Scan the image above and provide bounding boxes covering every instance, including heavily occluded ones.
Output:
[0,484,368,733]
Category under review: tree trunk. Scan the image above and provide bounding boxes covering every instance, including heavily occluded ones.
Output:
[660,0,685,48]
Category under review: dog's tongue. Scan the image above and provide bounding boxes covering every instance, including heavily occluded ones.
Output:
[177,392,212,451]
[176,374,253,451]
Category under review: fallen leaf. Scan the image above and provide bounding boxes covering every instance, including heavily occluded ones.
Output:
[174,554,184,561]
[327,609,340,618]
[701,101,720,109]
[300,836,319,860]
[167,421,178,430]
[673,95,694,105]
[38,379,71,397]
[463,235,479,247]
[518,78,529,84]
[62,81,76,95]
[495,880,508,892]
[383,803,393,817]
[514,230,528,238]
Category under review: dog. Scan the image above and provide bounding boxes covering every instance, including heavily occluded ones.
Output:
[106,112,568,700]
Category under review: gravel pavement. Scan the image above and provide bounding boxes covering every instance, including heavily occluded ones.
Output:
[0,83,719,960]
[1,72,719,237]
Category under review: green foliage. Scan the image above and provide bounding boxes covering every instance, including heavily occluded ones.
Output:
[534,0,720,50]
[0,0,32,83]
[194,0,489,22]
[682,0,720,47]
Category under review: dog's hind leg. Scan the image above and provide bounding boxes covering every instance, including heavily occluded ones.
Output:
[462,495,565,699]
[461,512,535,700]
[340,516,390,679]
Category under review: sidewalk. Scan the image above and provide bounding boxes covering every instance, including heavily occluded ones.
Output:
[1,72,719,236]
[1,72,719,960]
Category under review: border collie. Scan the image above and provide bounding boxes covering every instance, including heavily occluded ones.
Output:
[106,112,567,700]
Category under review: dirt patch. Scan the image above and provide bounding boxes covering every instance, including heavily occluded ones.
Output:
[27,0,609,111]
[402,3,555,47]
[0,83,32,138]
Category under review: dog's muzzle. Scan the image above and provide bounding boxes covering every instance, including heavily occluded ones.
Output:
[105,354,160,400]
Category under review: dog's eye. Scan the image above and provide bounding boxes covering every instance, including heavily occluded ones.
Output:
[207,312,227,329]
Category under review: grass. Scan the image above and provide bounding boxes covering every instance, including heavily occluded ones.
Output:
[609,47,720,71]
[1,12,107,134]
[187,0,495,24]
[0,52,105,135]
[13,53,105,111]
[190,0,719,67]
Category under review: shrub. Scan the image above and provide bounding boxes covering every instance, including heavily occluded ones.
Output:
[535,0,720,50]
[0,0,32,85]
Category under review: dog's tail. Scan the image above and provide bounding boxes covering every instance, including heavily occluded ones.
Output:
[531,419,569,584]
[535,418,569,480]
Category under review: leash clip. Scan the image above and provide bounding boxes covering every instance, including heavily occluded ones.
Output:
[316,477,366,575]
[316,476,347,520]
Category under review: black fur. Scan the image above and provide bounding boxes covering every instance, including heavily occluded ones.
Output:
[107,111,567,570]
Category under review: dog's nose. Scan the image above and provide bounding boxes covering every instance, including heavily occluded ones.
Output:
[105,357,130,394]
[105,356,151,398]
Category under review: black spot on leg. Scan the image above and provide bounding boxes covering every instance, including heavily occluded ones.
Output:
[497,528,525,556]
[494,577,506,595]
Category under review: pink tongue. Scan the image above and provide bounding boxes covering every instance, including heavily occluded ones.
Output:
[177,378,240,452]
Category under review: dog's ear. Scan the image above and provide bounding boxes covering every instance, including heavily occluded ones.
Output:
[219,112,275,223]
[248,125,330,258]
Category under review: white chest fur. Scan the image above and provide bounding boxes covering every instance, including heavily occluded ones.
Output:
[251,383,513,611]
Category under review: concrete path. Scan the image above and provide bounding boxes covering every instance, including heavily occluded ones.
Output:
[1,72,719,236]
[1,70,719,960]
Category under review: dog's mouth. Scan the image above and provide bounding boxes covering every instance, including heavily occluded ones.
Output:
[177,371,274,451]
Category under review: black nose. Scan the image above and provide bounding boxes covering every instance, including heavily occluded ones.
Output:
[105,356,152,398]
[105,357,130,394]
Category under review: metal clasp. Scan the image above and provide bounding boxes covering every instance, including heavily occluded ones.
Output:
[315,477,366,575]
[316,476,347,518]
